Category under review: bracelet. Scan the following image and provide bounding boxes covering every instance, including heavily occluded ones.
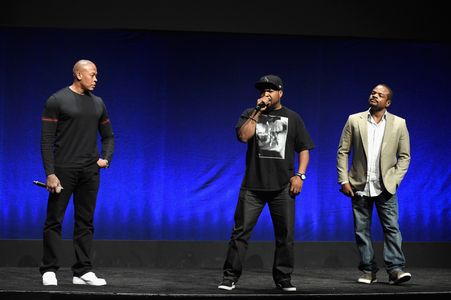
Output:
[248,117,257,122]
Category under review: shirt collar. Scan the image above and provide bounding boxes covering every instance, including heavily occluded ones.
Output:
[367,109,387,122]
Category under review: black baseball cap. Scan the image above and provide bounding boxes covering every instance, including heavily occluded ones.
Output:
[255,74,283,91]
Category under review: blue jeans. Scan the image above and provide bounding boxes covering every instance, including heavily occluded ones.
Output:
[222,185,295,283]
[352,190,406,274]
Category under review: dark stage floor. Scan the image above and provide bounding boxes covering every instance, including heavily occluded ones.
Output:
[1,267,450,299]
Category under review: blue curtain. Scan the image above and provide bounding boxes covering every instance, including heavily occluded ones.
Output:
[0,28,450,241]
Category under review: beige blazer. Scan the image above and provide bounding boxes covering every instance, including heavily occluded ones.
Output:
[336,111,410,194]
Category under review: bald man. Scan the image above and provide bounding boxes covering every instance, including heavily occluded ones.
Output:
[40,60,114,286]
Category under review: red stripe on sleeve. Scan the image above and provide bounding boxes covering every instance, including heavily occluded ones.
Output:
[100,118,110,125]
[42,117,58,122]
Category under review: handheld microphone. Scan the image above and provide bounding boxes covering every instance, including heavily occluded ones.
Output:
[33,180,46,188]
[255,96,272,111]
[33,180,63,193]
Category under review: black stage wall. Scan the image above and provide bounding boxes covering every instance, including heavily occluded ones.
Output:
[0,0,449,42]
[2,240,450,269]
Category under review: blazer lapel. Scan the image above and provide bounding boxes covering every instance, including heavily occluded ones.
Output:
[358,112,368,157]
[381,112,394,152]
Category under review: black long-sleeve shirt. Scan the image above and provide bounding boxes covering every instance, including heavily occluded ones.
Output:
[41,87,114,176]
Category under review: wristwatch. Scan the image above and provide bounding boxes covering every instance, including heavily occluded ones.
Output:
[295,172,306,180]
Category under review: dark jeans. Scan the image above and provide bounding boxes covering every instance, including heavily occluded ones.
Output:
[352,190,406,274]
[39,163,100,277]
[222,185,295,284]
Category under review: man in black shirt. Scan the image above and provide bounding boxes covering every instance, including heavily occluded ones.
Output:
[218,75,314,292]
[40,60,114,286]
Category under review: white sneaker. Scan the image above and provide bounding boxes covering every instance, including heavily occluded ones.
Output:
[73,272,107,286]
[42,271,58,286]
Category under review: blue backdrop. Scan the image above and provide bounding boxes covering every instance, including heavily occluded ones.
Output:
[0,28,450,241]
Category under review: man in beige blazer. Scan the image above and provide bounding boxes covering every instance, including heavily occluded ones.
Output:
[337,84,411,285]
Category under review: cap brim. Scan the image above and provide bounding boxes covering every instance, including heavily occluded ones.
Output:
[255,82,281,90]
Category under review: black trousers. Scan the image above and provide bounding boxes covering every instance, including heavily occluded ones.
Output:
[222,185,296,284]
[39,163,100,277]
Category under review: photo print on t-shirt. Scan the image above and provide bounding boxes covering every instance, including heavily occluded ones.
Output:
[256,114,288,159]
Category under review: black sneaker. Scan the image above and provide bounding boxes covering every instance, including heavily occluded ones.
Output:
[218,279,235,290]
[389,270,411,285]
[276,280,296,292]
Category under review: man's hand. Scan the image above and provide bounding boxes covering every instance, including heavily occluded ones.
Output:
[340,182,354,197]
[255,95,272,112]
[97,159,109,168]
[289,176,303,196]
[46,174,63,193]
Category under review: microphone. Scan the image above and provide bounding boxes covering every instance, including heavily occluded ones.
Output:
[255,96,272,111]
[33,180,64,193]
[33,180,46,188]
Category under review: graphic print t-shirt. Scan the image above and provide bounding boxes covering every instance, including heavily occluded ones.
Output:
[236,106,315,191]
[256,114,288,159]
